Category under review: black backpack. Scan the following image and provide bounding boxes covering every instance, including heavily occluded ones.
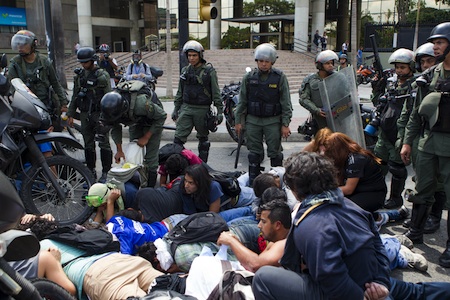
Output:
[158,143,185,165]
[209,169,242,199]
[45,225,120,255]
[165,212,228,256]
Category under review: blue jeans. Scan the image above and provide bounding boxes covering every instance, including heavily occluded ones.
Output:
[219,206,253,223]
[390,277,450,300]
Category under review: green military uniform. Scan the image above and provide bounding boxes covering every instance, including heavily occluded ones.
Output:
[373,76,416,208]
[299,72,329,130]
[8,51,68,115]
[110,88,167,187]
[404,62,450,207]
[173,63,222,162]
[235,67,292,181]
[68,66,111,178]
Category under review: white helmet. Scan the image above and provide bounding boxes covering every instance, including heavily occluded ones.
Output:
[315,50,338,70]
[183,40,204,60]
[254,43,278,64]
[388,48,416,72]
[415,43,435,72]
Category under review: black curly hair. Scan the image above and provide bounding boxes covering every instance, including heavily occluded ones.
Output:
[137,242,158,268]
[17,218,58,240]
[165,153,189,180]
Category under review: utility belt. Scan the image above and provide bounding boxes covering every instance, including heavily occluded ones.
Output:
[248,101,282,117]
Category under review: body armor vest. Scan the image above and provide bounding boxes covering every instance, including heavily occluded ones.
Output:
[247,68,282,117]
[76,68,106,112]
[99,60,115,78]
[182,65,212,106]
[432,77,450,133]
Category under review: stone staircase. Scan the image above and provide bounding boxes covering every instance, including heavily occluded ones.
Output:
[64,49,316,94]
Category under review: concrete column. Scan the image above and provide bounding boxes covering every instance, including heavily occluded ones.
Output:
[129,0,140,50]
[210,1,221,50]
[77,0,93,47]
[311,0,325,50]
[294,0,309,52]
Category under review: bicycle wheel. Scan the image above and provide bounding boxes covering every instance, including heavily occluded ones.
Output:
[54,123,85,163]
[31,278,76,300]
[20,155,94,226]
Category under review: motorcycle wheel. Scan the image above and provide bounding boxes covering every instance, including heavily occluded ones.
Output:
[31,278,76,300]
[20,155,95,226]
[54,123,85,163]
[356,75,363,85]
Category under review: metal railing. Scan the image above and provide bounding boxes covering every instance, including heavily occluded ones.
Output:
[292,37,318,59]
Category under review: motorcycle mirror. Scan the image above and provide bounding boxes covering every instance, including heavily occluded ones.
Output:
[0,53,7,69]
[245,67,252,73]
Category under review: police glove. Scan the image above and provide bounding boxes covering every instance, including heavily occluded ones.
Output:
[371,76,387,94]
[171,109,179,121]
[217,113,223,125]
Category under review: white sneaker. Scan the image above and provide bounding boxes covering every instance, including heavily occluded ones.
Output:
[375,212,389,231]
[394,234,414,249]
[399,245,428,272]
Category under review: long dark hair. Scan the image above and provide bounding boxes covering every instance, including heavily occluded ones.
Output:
[182,164,212,206]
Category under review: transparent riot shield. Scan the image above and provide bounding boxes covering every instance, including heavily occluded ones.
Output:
[319,67,366,148]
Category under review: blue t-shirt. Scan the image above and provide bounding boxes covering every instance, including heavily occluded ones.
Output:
[107,216,169,255]
[181,180,223,214]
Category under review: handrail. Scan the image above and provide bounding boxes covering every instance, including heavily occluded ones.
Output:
[292,37,317,59]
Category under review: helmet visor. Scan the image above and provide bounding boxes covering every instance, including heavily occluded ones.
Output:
[11,35,33,51]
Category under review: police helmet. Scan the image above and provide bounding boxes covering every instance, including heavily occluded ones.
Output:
[11,30,37,55]
[100,92,129,123]
[388,48,416,72]
[315,50,339,70]
[98,44,110,53]
[254,43,278,64]
[339,53,348,61]
[415,43,435,72]
[77,47,97,63]
[183,40,204,60]
[427,22,450,63]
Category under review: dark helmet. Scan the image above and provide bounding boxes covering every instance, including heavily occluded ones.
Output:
[11,30,37,56]
[427,22,450,63]
[77,47,97,62]
[132,50,142,64]
[339,53,348,61]
[183,40,204,61]
[98,44,110,53]
[100,92,129,123]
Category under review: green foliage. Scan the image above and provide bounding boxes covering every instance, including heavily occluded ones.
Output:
[375,26,395,48]
[221,26,251,49]
[242,0,294,17]
[404,7,450,24]
[360,13,374,47]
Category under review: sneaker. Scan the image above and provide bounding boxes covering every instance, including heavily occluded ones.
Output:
[399,245,428,272]
[404,189,414,202]
[375,212,389,231]
[394,235,414,249]
[98,172,108,183]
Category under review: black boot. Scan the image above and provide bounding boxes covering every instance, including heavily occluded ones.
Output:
[439,211,450,268]
[404,203,432,244]
[147,170,158,188]
[270,153,283,167]
[424,191,446,234]
[85,149,97,180]
[384,169,407,209]
[198,139,210,163]
[248,152,261,186]
[99,149,113,183]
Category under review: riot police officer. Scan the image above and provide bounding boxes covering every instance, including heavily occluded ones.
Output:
[400,23,450,268]
[97,44,118,88]
[299,50,338,130]
[100,81,167,188]
[373,48,416,210]
[234,43,292,185]
[171,40,223,163]
[68,47,112,182]
[337,53,351,71]
[8,30,68,118]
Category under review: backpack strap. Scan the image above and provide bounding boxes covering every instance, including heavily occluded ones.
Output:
[295,202,323,226]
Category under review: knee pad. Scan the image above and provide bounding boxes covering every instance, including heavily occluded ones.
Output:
[388,162,407,180]
[270,153,283,167]
[198,139,211,152]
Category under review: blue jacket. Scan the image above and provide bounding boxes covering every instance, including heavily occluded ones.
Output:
[281,189,391,299]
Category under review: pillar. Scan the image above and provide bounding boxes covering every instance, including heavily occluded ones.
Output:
[76,0,93,47]
[210,0,221,50]
[129,0,140,50]
[294,0,309,52]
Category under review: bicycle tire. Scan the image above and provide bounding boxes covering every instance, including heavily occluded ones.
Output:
[31,278,76,300]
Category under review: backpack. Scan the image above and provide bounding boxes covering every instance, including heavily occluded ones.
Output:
[165,212,229,256]
[209,169,242,199]
[158,143,185,165]
[44,225,120,255]
[207,270,255,300]
[115,80,163,122]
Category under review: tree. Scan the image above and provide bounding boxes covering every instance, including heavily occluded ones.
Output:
[404,7,450,24]
[221,26,251,49]
[242,0,294,17]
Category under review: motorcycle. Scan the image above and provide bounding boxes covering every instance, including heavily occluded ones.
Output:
[0,170,75,299]
[221,82,242,143]
[0,76,95,226]
[360,103,378,152]
[356,64,376,85]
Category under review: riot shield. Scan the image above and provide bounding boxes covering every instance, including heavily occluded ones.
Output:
[319,67,366,148]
